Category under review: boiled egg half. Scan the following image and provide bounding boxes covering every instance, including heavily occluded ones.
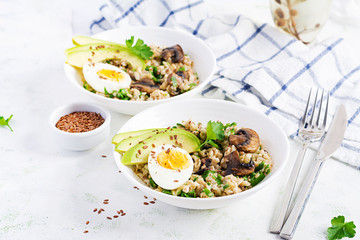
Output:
[148,144,194,190]
[82,63,131,93]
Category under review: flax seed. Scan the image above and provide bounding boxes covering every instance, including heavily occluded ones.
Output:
[143,145,148,149]
[113,215,119,218]
[117,211,121,214]
[150,201,156,204]
[121,213,126,216]
[93,208,98,212]
[107,217,112,220]
[102,155,107,158]
[144,196,148,199]
[152,144,155,148]
[170,135,173,140]
[86,221,89,225]
[138,149,141,154]
[144,202,149,205]
[84,230,89,233]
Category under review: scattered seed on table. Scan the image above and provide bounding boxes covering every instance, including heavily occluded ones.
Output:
[93,208,98,212]
[86,221,89,225]
[144,196,148,199]
[107,217,112,220]
[84,230,89,233]
[118,170,122,173]
[102,155,107,158]
[150,201,156,204]
[117,211,121,214]
[144,202,149,205]
[120,210,123,214]
[121,213,126,216]
[113,215,119,218]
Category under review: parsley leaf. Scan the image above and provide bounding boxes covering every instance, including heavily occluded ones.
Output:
[125,36,153,60]
[199,121,225,150]
[327,216,356,240]
[0,115,13,132]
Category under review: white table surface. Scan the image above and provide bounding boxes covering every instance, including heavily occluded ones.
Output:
[1,0,359,239]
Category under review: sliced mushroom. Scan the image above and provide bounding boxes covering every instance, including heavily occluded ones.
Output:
[194,158,212,175]
[176,70,188,79]
[161,44,184,63]
[130,78,159,93]
[228,128,260,153]
[224,150,255,176]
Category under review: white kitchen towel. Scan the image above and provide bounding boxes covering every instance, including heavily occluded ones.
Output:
[88,0,360,168]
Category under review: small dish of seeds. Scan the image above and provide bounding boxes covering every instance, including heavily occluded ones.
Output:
[49,103,111,151]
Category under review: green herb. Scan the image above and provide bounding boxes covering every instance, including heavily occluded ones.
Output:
[149,178,158,188]
[104,87,114,98]
[145,65,163,83]
[106,60,111,64]
[199,121,225,150]
[213,174,222,185]
[116,89,130,100]
[162,189,172,195]
[193,177,198,181]
[207,182,211,186]
[266,168,271,174]
[202,188,214,197]
[202,170,215,180]
[255,161,265,172]
[259,145,262,150]
[179,66,186,71]
[243,176,248,181]
[327,216,356,240]
[0,115,13,132]
[83,81,96,93]
[176,123,185,128]
[180,190,196,198]
[223,184,230,190]
[195,72,199,79]
[171,76,178,87]
[249,172,265,186]
[125,36,153,60]
[189,83,197,88]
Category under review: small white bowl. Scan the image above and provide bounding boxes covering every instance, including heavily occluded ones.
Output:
[49,103,111,151]
[64,26,216,115]
[113,99,290,209]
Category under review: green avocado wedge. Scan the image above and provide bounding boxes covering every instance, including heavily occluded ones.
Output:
[72,35,122,46]
[115,128,168,153]
[65,46,145,69]
[121,129,201,165]
[112,128,167,145]
[65,43,126,55]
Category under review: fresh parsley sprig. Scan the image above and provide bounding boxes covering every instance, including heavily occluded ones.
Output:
[0,114,13,132]
[125,36,153,60]
[199,121,225,150]
[327,215,356,240]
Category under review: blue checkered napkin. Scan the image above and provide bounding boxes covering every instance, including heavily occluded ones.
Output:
[90,0,360,168]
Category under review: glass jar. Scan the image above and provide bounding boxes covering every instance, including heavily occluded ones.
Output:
[270,0,332,44]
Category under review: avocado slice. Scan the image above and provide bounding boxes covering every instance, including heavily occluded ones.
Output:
[112,128,167,145]
[72,35,122,46]
[65,46,145,69]
[121,129,201,165]
[65,43,127,55]
[115,128,168,152]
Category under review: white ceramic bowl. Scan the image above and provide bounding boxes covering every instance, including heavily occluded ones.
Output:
[49,102,111,151]
[113,99,290,209]
[64,26,216,115]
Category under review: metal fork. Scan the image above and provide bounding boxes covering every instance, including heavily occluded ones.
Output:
[269,88,329,233]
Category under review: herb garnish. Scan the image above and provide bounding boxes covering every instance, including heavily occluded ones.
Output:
[145,65,162,83]
[171,76,178,87]
[0,114,13,132]
[199,121,225,150]
[125,36,153,60]
[202,188,214,197]
[327,216,356,240]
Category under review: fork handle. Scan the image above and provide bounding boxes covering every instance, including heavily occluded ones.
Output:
[279,159,324,239]
[269,142,309,233]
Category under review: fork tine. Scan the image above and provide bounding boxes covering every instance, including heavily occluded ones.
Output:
[309,88,319,128]
[322,93,330,129]
[301,88,312,126]
[315,89,324,129]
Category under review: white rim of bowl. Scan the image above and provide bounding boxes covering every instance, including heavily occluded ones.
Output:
[49,102,111,137]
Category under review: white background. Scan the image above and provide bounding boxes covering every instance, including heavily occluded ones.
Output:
[1,0,359,239]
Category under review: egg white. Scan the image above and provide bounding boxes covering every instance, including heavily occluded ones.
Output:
[148,144,194,190]
[82,63,131,93]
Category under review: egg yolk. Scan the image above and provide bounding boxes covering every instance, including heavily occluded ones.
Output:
[157,149,190,170]
[97,69,126,82]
